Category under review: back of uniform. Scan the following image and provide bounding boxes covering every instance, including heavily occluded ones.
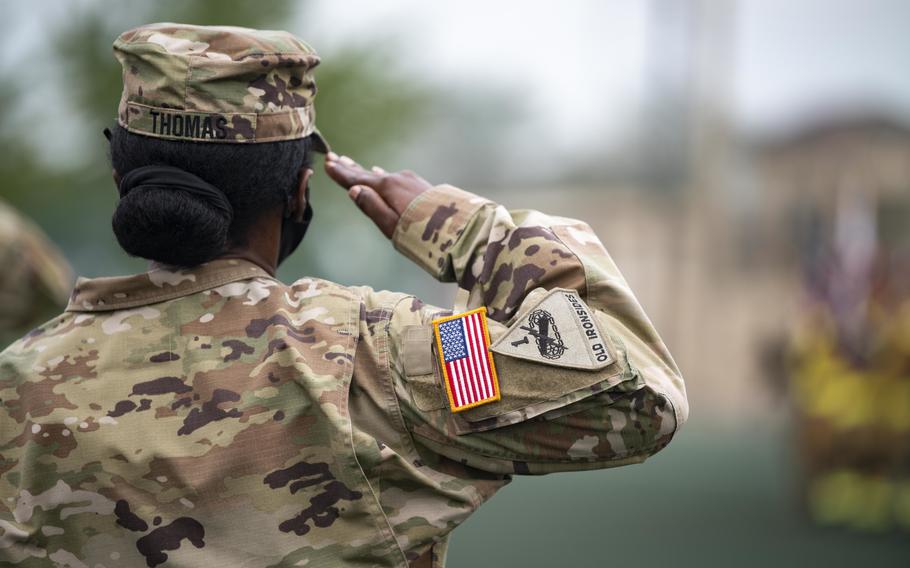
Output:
[1,259,411,565]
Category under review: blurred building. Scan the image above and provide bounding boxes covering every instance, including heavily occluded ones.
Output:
[758,114,910,266]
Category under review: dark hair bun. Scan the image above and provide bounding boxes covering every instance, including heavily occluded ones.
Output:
[109,126,311,266]
[112,169,232,267]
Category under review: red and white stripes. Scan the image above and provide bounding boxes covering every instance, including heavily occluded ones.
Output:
[443,311,497,409]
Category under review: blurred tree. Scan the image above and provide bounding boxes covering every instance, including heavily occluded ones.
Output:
[0,0,438,288]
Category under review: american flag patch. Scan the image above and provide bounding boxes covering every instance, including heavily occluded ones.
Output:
[433,307,500,412]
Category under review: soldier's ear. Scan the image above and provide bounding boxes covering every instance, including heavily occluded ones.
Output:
[290,167,313,223]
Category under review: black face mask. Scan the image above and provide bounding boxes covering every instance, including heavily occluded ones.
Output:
[277,184,312,266]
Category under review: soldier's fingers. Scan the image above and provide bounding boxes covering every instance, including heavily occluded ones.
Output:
[371,166,386,174]
[348,185,398,238]
[324,157,382,189]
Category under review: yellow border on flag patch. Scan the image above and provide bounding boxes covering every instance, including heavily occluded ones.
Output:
[432,307,501,413]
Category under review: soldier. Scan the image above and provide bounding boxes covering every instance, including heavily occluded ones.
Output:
[0,23,688,568]
[0,199,72,348]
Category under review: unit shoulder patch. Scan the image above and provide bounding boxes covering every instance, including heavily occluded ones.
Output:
[491,288,614,370]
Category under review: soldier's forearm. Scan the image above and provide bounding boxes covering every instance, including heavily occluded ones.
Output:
[392,185,589,322]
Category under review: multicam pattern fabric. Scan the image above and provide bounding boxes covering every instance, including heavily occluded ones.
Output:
[0,185,688,567]
[0,200,72,349]
[115,23,328,147]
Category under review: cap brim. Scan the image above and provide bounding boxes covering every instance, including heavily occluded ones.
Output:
[310,127,330,154]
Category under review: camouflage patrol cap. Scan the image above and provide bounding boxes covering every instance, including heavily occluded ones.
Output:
[114,23,329,150]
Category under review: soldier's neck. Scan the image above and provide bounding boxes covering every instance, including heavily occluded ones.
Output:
[223,211,282,276]
[146,250,277,276]
[148,215,282,277]
[220,229,281,276]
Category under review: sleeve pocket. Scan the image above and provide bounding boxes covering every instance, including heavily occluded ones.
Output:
[401,325,448,411]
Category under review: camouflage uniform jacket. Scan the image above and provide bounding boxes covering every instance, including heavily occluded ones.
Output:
[0,185,688,567]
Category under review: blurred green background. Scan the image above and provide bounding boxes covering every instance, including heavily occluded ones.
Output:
[2,1,909,566]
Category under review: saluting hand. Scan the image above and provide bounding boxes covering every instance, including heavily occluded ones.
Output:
[324,152,432,238]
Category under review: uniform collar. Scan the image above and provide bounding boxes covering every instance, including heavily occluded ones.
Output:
[66,258,274,312]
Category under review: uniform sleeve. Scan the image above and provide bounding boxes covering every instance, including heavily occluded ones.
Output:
[386,185,689,475]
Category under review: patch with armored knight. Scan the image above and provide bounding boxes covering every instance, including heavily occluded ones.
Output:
[491,288,614,370]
